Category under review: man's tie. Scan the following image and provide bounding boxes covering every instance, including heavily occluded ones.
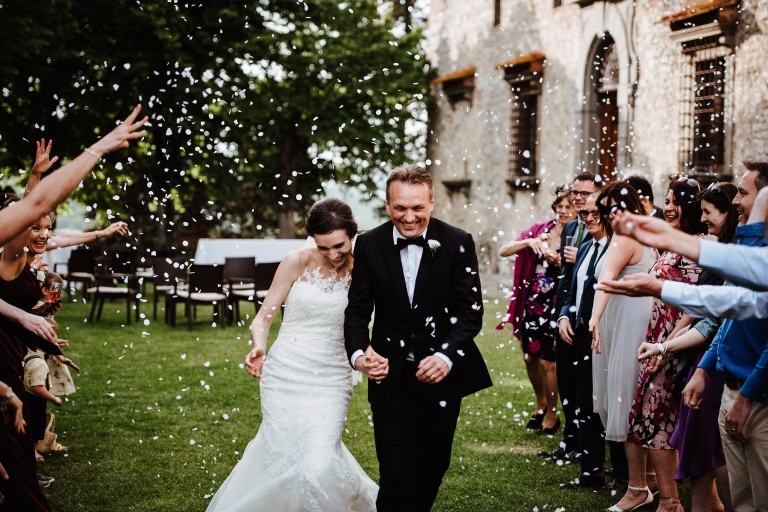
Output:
[395,236,427,251]
[585,240,601,278]
[575,222,586,247]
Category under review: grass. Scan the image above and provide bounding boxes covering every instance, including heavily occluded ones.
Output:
[40,287,691,511]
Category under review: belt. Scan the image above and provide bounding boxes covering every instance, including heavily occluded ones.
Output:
[724,377,745,391]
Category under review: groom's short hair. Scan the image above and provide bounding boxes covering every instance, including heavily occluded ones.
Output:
[386,165,434,200]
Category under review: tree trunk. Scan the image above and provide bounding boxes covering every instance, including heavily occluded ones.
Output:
[277,128,299,239]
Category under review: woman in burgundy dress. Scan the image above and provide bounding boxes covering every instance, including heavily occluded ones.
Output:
[0,195,63,511]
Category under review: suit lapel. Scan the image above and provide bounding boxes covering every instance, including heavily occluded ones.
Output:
[412,219,438,308]
[380,224,413,317]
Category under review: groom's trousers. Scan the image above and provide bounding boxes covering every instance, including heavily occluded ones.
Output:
[371,360,461,512]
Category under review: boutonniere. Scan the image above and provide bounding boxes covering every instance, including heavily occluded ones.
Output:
[427,239,441,256]
[30,266,46,288]
[539,232,551,242]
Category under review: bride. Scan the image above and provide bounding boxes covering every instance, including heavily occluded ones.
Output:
[207,198,383,512]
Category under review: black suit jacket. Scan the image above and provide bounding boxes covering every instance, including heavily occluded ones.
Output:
[553,220,592,315]
[559,239,606,329]
[344,218,493,405]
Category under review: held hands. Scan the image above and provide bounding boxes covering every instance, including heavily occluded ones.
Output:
[416,355,449,384]
[543,250,561,267]
[558,317,574,345]
[89,104,148,157]
[31,139,58,176]
[355,346,389,382]
[245,346,266,378]
[596,273,664,298]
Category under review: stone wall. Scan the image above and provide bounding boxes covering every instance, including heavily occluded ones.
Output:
[425,0,768,278]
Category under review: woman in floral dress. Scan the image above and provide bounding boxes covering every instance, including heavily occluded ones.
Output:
[609,177,706,512]
[497,188,574,434]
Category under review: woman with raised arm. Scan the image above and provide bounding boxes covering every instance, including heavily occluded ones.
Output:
[588,182,656,493]
[207,198,378,512]
[0,105,146,248]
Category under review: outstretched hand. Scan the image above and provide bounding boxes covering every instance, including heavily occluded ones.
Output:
[102,221,129,238]
[416,355,449,384]
[596,273,663,298]
[31,139,58,176]
[355,346,389,382]
[89,104,148,157]
[611,211,674,250]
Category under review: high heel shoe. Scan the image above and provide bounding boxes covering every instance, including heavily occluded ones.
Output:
[537,417,561,436]
[659,497,683,512]
[605,484,653,512]
[525,411,545,429]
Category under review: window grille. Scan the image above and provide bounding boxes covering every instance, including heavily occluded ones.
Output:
[494,0,501,26]
[508,81,539,181]
[679,36,730,177]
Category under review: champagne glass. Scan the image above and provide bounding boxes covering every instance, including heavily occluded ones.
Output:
[45,282,62,320]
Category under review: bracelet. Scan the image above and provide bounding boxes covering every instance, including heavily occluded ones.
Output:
[6,389,15,399]
[95,230,100,239]
[84,147,102,160]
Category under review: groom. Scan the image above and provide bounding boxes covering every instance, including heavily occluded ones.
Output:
[345,165,493,511]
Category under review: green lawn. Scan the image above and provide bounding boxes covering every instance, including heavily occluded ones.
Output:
[40,288,690,511]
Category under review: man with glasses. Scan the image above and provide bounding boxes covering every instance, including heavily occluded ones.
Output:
[539,172,602,462]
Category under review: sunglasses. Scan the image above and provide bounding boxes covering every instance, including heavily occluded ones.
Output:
[578,209,601,219]
[671,175,700,189]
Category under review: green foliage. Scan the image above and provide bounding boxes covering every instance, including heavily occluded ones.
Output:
[0,0,432,245]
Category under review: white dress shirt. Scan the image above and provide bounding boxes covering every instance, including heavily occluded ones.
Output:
[350,226,453,371]
[662,282,768,320]
[697,239,768,291]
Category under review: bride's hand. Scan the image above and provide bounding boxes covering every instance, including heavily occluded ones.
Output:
[355,346,389,382]
[245,346,266,378]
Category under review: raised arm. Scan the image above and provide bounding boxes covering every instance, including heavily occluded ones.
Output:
[0,105,147,248]
[47,222,128,250]
[24,139,59,196]
[244,251,303,378]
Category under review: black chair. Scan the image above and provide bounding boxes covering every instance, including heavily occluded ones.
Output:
[224,257,257,324]
[152,256,188,321]
[87,257,141,325]
[55,247,98,300]
[169,264,227,330]
[109,247,138,274]
[229,262,281,323]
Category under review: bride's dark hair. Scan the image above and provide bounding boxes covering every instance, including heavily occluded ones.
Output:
[304,198,358,239]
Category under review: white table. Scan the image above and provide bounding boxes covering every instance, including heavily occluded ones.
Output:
[193,238,308,265]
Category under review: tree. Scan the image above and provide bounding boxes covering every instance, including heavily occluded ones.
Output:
[0,0,432,243]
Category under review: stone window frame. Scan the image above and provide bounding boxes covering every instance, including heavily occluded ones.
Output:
[432,67,476,108]
[497,53,545,193]
[664,0,738,184]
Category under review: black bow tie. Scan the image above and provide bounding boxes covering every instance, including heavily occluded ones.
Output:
[395,236,428,251]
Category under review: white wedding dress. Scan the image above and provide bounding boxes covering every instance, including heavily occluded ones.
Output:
[207,267,378,512]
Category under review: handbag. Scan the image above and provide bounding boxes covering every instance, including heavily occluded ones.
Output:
[35,412,56,453]
[47,357,76,396]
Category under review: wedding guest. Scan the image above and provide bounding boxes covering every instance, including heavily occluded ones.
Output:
[625,175,664,219]
[596,186,768,319]
[556,193,610,488]
[588,182,655,492]
[540,172,601,460]
[497,187,574,434]
[0,105,147,248]
[610,176,706,512]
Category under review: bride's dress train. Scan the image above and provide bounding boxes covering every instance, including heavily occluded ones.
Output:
[207,268,378,512]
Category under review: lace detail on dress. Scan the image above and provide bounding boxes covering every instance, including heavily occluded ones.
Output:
[296,266,351,294]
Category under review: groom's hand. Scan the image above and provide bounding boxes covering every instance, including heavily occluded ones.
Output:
[416,356,449,384]
[355,346,389,382]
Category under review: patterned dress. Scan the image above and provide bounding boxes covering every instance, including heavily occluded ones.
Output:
[626,251,702,449]
[519,256,560,362]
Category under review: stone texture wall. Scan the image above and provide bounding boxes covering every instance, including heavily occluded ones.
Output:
[425,0,768,279]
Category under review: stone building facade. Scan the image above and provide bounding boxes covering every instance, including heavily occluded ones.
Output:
[425,0,768,275]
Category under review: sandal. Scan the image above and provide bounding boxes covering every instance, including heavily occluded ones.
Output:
[51,442,67,452]
[606,485,654,512]
[659,497,683,512]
